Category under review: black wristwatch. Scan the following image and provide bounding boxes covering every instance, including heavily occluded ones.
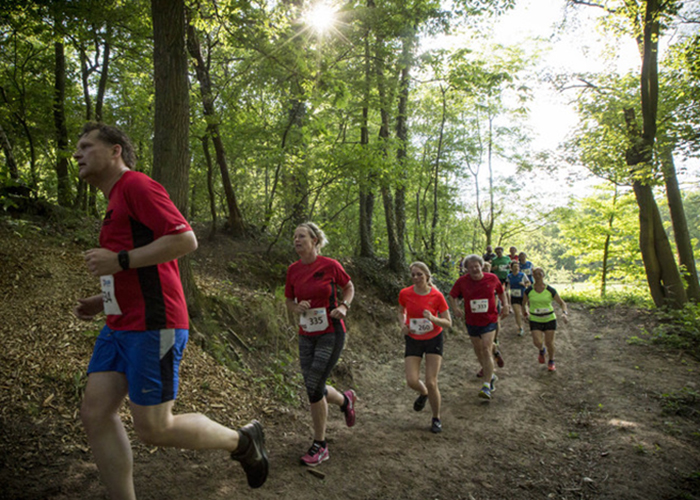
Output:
[118,250,130,270]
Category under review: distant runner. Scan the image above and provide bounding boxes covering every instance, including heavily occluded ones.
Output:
[518,252,534,284]
[491,247,511,286]
[523,267,569,372]
[506,261,531,336]
[482,245,496,264]
[508,246,519,262]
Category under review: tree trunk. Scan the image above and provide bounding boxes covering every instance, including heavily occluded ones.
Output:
[201,134,218,240]
[186,19,245,235]
[151,0,201,317]
[394,30,414,269]
[375,35,402,272]
[633,180,687,308]
[53,37,71,207]
[358,19,374,258]
[429,85,447,262]
[94,31,110,123]
[600,186,618,297]
[624,0,687,309]
[0,123,19,179]
[660,146,700,301]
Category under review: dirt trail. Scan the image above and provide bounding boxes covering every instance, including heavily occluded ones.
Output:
[8,305,700,500]
[1,224,699,500]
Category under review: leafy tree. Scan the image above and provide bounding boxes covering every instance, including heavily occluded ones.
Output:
[568,0,694,308]
[560,185,644,295]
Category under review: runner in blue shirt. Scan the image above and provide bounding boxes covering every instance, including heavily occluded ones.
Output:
[518,252,534,285]
[506,261,531,336]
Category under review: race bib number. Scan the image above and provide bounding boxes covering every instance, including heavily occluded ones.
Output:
[510,289,522,298]
[524,268,532,275]
[499,265,509,272]
[470,299,489,313]
[100,275,122,316]
[300,307,329,332]
[409,318,433,335]
[533,308,553,315]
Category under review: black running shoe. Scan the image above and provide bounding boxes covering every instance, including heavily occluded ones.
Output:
[431,418,442,434]
[230,420,269,489]
[413,394,428,412]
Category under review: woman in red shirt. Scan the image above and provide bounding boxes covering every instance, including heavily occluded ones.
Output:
[398,262,452,433]
[285,222,356,467]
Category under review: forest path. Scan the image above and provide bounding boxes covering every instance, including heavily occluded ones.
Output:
[17,304,700,500]
[1,223,698,500]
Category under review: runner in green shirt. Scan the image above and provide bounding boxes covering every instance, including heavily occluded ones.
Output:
[491,247,512,285]
[523,267,569,372]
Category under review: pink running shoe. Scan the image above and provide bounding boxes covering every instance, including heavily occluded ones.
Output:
[343,389,356,427]
[548,360,556,372]
[300,442,329,467]
[538,348,546,364]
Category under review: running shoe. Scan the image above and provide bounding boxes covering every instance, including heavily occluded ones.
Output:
[413,394,428,412]
[300,442,329,467]
[478,383,492,400]
[476,368,484,378]
[495,350,505,368]
[342,389,357,427]
[538,348,546,364]
[518,328,524,337]
[490,374,498,393]
[548,360,556,372]
[431,418,442,434]
[230,420,269,489]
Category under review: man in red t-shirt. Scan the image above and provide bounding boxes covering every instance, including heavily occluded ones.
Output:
[449,254,508,400]
[73,123,268,497]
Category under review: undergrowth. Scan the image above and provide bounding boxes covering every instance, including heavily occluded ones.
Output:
[199,289,303,407]
[625,302,700,358]
[560,287,652,308]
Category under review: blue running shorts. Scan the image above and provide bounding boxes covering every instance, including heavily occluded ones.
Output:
[87,325,188,406]
[466,322,498,338]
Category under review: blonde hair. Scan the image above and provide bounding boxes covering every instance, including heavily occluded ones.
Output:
[409,261,434,287]
[297,222,328,252]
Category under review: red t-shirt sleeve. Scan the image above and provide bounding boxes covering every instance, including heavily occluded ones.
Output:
[436,290,449,313]
[123,173,191,238]
[449,277,463,299]
[284,264,296,300]
[331,259,351,288]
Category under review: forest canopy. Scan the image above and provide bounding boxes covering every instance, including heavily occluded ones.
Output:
[0,0,698,307]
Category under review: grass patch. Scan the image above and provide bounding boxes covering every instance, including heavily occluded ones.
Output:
[559,285,652,307]
[658,387,700,420]
[649,303,700,357]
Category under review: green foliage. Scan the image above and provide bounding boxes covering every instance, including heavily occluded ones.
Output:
[650,303,700,356]
[658,387,700,420]
[559,185,646,289]
[559,285,652,308]
[253,351,303,406]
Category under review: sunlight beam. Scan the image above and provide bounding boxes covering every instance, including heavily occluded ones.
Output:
[304,2,337,34]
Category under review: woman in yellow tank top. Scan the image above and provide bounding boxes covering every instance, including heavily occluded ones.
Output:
[523,268,569,372]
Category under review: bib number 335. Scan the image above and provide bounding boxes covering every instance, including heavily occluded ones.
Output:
[300,307,329,332]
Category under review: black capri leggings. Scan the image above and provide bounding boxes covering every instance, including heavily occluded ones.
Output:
[298,321,346,404]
